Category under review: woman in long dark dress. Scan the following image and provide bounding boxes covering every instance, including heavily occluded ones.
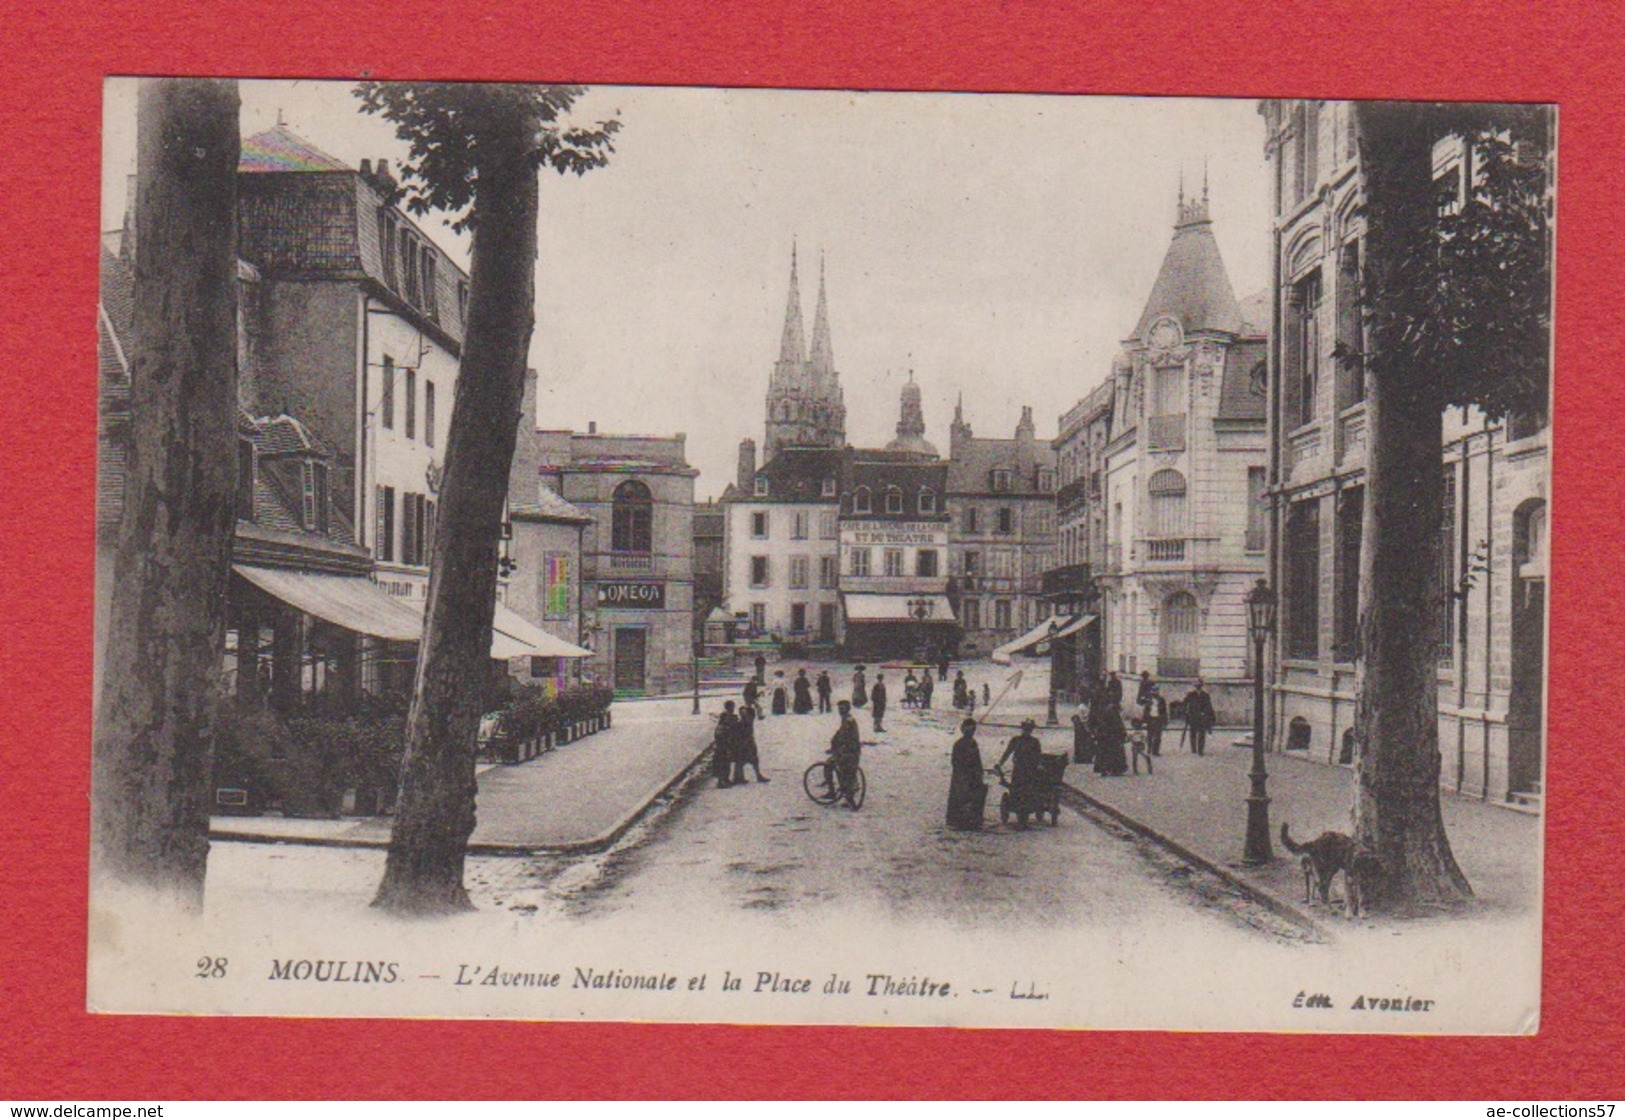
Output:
[771,670,789,716]
[712,701,740,788]
[792,669,814,714]
[946,719,986,831]
[1071,707,1095,765]
[851,664,868,709]
[733,705,768,783]
[1092,704,1128,776]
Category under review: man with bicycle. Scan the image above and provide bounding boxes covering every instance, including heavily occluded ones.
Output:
[824,699,863,809]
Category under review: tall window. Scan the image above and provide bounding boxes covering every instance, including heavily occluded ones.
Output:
[1148,469,1187,540]
[1246,467,1267,553]
[377,210,398,290]
[964,506,979,534]
[1439,467,1458,665]
[1159,591,1200,679]
[420,247,438,321]
[883,549,905,577]
[853,486,871,514]
[1335,242,1364,410]
[818,555,839,589]
[750,556,770,588]
[963,551,980,576]
[849,547,871,577]
[302,461,329,534]
[380,355,395,430]
[790,603,807,633]
[1334,487,1363,661]
[818,511,838,539]
[612,479,653,553]
[1286,268,1323,427]
[405,366,417,439]
[1149,365,1185,450]
[376,486,395,563]
[919,488,936,513]
[792,510,809,539]
[751,511,769,539]
[789,556,809,589]
[996,507,1013,534]
[916,549,939,578]
[749,604,766,634]
[994,600,1012,630]
[1285,499,1321,660]
[885,487,903,515]
[236,438,255,522]
[962,598,981,631]
[425,381,436,447]
[401,237,420,305]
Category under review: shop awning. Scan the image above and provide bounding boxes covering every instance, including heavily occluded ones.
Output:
[991,616,1072,665]
[1050,613,1097,641]
[491,603,591,659]
[843,593,958,624]
[233,565,424,641]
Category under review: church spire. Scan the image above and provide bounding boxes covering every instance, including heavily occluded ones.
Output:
[778,243,807,365]
[809,251,834,376]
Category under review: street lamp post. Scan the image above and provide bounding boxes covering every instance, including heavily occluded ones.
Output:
[1242,578,1277,865]
[1045,617,1061,726]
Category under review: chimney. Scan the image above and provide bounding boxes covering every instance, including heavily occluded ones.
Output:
[737,438,757,492]
[359,158,373,178]
[588,420,597,435]
[507,369,542,506]
[1016,405,1035,441]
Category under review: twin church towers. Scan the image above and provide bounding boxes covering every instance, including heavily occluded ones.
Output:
[763,246,847,457]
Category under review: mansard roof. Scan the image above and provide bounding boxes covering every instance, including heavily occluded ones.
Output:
[730,446,845,503]
[1131,210,1245,341]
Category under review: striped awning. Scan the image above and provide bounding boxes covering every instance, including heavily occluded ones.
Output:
[234,565,424,641]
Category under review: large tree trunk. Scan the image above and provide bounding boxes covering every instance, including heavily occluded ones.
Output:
[1352,102,1473,911]
[92,79,241,909]
[374,95,541,916]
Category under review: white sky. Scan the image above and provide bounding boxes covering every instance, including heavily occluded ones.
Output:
[103,79,1273,501]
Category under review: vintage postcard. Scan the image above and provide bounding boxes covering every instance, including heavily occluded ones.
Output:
[89,78,1549,1032]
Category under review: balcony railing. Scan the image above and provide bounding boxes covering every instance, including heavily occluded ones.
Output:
[609,551,653,571]
[1148,413,1186,451]
[1145,538,1186,562]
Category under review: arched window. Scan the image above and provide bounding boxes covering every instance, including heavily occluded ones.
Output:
[919,487,936,513]
[885,487,904,514]
[611,479,653,553]
[1158,591,1199,678]
[1148,469,1187,539]
[853,486,872,514]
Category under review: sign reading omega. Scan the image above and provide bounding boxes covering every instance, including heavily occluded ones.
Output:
[597,581,667,610]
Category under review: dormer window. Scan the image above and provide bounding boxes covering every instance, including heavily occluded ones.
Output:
[885,487,904,515]
[853,486,872,514]
[754,476,769,497]
[991,469,1011,492]
[821,477,837,498]
[1036,469,1056,492]
[919,487,936,513]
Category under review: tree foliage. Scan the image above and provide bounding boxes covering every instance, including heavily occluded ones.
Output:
[354,82,619,232]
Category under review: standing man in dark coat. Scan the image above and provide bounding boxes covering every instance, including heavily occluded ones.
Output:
[1141,684,1169,757]
[952,670,969,710]
[1104,670,1124,709]
[997,719,1045,829]
[742,676,763,719]
[815,670,833,713]
[870,674,888,732]
[938,653,951,683]
[712,701,740,788]
[753,652,767,682]
[1135,669,1155,709]
[733,705,769,783]
[1181,678,1216,756]
[919,671,934,710]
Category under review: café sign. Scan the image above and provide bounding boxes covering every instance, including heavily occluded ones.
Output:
[842,521,948,546]
[597,581,666,610]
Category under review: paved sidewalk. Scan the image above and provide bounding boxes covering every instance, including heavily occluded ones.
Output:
[1048,730,1542,926]
[210,697,716,854]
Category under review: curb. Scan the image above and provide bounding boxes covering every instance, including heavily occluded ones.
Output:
[210,737,716,859]
[1060,780,1331,940]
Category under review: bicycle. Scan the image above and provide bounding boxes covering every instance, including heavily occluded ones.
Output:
[803,759,867,810]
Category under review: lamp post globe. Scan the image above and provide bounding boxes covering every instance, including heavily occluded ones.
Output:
[1242,579,1277,865]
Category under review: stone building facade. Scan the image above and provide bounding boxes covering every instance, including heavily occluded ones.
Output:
[763,248,846,457]
[946,400,1058,656]
[1044,380,1115,701]
[539,427,698,697]
[1259,99,1549,805]
[1095,187,1270,724]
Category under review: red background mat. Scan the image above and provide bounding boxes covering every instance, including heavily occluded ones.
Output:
[1,0,1619,1099]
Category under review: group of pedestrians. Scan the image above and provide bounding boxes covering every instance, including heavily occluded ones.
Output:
[709,700,769,788]
[1067,671,1218,778]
